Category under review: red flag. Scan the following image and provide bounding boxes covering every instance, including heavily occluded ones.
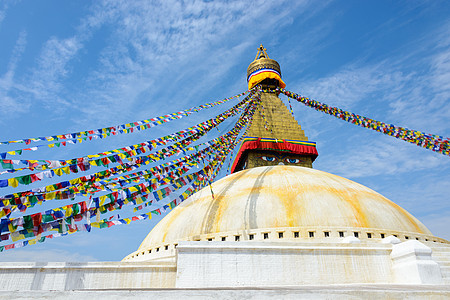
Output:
[31,213,42,227]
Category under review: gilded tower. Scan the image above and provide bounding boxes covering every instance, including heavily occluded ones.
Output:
[231,45,318,172]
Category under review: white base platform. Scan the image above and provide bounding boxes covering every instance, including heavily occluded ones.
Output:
[0,285,449,300]
[1,240,449,296]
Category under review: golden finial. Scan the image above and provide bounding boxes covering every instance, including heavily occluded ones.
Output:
[255,44,269,60]
[247,44,281,81]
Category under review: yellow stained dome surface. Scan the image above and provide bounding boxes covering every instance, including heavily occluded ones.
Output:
[136,166,433,251]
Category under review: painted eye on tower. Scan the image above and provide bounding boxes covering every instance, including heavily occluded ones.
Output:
[260,156,277,162]
[285,158,301,164]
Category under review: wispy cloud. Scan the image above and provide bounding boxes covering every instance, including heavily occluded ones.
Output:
[319,137,444,178]
[27,36,83,108]
[0,0,12,30]
[378,32,449,137]
[420,213,450,240]
[299,64,405,109]
[288,18,450,148]
[0,9,4,28]
[0,30,28,117]
[285,63,413,145]
[2,1,319,129]
[61,0,318,128]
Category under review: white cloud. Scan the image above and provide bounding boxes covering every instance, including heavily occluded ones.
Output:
[298,63,409,110]
[430,31,450,97]
[26,36,84,111]
[381,24,450,135]
[419,214,450,241]
[0,30,29,117]
[0,0,12,29]
[63,0,315,128]
[0,0,328,133]
[318,136,444,179]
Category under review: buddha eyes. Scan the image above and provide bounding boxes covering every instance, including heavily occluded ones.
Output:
[286,158,301,164]
[260,156,276,162]
[259,156,301,164]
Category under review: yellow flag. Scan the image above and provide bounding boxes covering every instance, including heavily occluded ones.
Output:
[70,178,81,185]
[91,222,100,228]
[65,206,73,218]
[11,232,25,242]
[8,178,18,188]
[46,185,56,192]
[99,196,107,206]
[45,192,56,200]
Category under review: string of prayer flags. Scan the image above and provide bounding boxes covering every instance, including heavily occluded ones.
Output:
[279,88,450,157]
[0,90,250,148]
[0,201,87,235]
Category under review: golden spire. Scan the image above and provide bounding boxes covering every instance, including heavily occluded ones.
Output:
[255,44,269,60]
[231,46,318,173]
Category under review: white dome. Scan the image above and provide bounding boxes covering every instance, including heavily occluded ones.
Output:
[124,166,444,261]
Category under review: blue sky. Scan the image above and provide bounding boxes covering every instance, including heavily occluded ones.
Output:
[0,0,449,261]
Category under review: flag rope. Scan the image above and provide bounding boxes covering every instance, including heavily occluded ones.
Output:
[0,90,250,152]
[278,88,450,156]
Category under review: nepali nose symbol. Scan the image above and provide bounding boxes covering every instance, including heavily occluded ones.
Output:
[278,162,285,165]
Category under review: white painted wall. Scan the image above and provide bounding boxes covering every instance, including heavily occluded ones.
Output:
[176,241,393,287]
[0,261,176,290]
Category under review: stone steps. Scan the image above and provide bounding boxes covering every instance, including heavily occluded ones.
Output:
[440,266,450,274]
[435,261,450,267]
[431,245,450,284]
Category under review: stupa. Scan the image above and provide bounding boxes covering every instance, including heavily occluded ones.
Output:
[119,45,450,288]
[1,45,449,298]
